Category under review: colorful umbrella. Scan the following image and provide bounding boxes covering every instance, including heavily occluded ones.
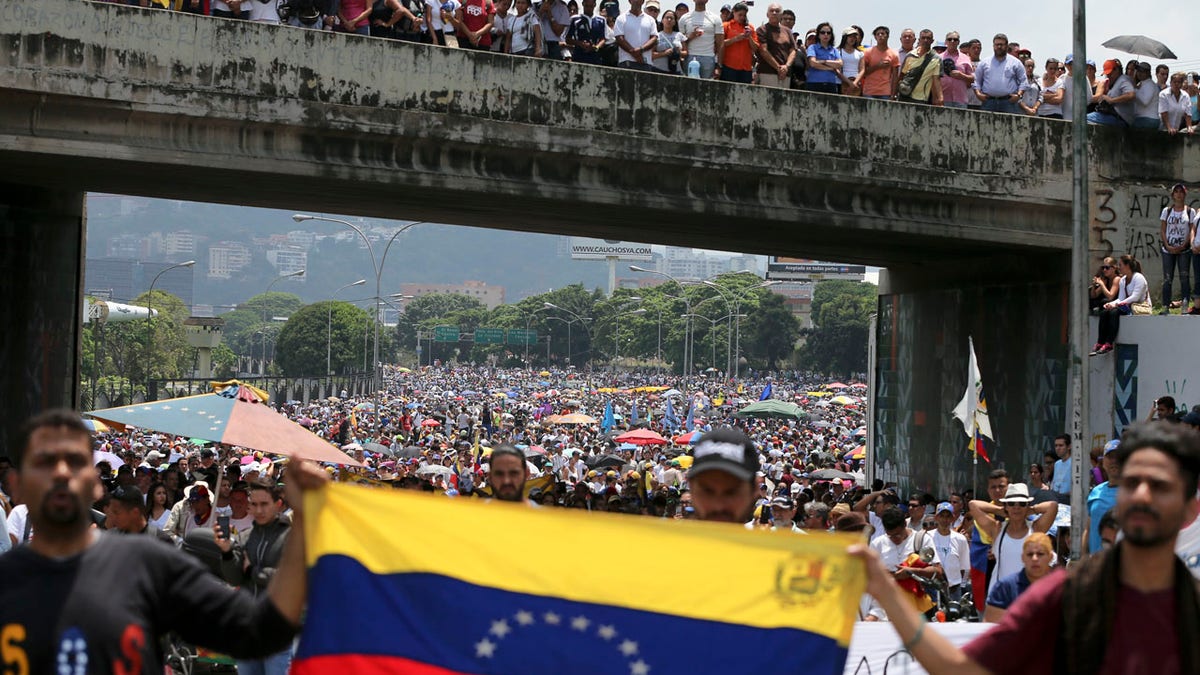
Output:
[86,384,361,466]
[830,395,856,405]
[556,413,597,425]
[672,430,703,445]
[844,445,865,460]
[420,419,441,427]
[827,382,849,389]
[83,419,111,434]
[354,402,375,411]
[735,400,808,420]
[614,429,669,446]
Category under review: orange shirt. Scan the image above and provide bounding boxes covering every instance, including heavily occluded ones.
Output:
[860,46,899,96]
[721,20,759,71]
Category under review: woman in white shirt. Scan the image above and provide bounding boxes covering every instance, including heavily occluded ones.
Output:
[836,27,862,95]
[1094,254,1149,355]
[507,0,543,56]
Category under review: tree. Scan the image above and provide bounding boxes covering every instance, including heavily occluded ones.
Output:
[220,308,265,356]
[395,294,489,349]
[276,301,369,376]
[131,289,191,381]
[211,343,238,379]
[741,292,800,370]
[798,280,876,377]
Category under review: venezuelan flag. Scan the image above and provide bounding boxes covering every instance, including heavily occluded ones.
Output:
[295,484,865,675]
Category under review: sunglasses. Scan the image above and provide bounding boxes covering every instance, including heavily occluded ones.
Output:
[1101,265,1113,269]
[946,37,960,41]
[818,30,832,35]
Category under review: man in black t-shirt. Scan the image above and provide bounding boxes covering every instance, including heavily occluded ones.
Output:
[0,409,327,674]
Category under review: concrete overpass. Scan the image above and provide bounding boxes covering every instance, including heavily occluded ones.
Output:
[2,0,1198,491]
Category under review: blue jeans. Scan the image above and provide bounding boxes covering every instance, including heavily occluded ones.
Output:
[688,55,716,79]
[1087,111,1127,126]
[238,649,292,675]
[1192,250,1200,299]
[944,101,968,109]
[1132,117,1161,129]
[981,97,1020,114]
[1163,250,1192,307]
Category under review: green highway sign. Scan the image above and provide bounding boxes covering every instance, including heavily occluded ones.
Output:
[507,329,538,346]
[434,326,461,342]
[475,327,506,344]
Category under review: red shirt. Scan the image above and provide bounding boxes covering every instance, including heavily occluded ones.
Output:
[721,20,759,72]
[962,569,1181,675]
[460,0,496,46]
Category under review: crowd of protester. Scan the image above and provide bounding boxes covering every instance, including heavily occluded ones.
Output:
[93,0,1199,126]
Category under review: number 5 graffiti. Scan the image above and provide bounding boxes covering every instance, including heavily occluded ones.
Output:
[1092,189,1117,259]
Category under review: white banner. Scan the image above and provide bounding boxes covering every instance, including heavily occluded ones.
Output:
[569,238,653,261]
[843,622,989,675]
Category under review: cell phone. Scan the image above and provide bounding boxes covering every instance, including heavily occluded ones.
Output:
[217,515,231,539]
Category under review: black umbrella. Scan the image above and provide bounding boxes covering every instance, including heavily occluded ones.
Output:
[396,446,424,459]
[1101,35,1177,59]
[364,442,394,457]
[587,454,626,469]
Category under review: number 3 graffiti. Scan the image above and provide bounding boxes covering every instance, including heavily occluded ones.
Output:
[1092,189,1117,258]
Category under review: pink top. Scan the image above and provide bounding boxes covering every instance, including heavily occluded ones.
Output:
[940,50,974,105]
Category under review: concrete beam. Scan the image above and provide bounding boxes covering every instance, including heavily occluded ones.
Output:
[0,0,1091,268]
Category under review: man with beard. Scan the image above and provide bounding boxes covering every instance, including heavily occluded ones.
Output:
[687,427,759,524]
[0,409,327,674]
[487,445,529,503]
[849,421,1200,673]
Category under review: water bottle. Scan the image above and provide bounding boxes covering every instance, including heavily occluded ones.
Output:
[687,58,700,78]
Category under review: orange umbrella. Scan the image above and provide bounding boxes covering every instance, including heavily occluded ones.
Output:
[556,413,598,425]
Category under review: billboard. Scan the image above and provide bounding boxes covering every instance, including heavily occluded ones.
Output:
[570,238,653,261]
[766,257,866,280]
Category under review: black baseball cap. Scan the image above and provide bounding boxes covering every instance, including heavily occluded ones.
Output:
[687,427,760,482]
[111,485,145,508]
[770,495,795,508]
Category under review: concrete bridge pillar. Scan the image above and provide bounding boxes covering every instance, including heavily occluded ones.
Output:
[873,253,1070,497]
[0,184,84,453]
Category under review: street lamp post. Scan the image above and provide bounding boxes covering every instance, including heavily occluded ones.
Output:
[144,259,195,400]
[543,303,592,366]
[262,269,306,376]
[703,277,779,378]
[609,307,646,373]
[294,214,426,430]
[630,266,693,377]
[327,279,367,387]
[684,312,745,371]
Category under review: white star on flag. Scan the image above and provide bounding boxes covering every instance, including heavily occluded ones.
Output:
[515,611,535,626]
[543,612,561,625]
[489,620,511,638]
[597,625,617,641]
[630,659,651,675]
[571,616,590,631]
[619,640,639,657]
[475,638,496,658]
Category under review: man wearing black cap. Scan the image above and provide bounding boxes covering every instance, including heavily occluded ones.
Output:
[108,486,174,545]
[1132,61,1161,128]
[194,447,220,491]
[749,494,805,533]
[687,427,760,523]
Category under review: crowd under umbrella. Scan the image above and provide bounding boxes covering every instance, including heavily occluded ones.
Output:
[613,429,669,446]
[86,382,361,466]
[810,468,855,481]
[734,399,808,420]
[587,454,626,469]
[363,441,394,457]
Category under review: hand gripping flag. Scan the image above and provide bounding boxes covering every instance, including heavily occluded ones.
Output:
[294,484,866,675]
[951,336,992,463]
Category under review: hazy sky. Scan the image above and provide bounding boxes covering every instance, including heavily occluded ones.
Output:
[733,1,1200,74]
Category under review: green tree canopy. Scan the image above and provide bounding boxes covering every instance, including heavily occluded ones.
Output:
[798,280,876,377]
[276,301,369,376]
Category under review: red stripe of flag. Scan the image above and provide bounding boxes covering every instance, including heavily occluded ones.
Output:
[293,654,468,675]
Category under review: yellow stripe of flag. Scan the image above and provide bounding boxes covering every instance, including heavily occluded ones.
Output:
[304,484,864,646]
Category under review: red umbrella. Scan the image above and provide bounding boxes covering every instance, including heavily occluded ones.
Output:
[827,382,849,389]
[421,419,441,427]
[672,431,703,445]
[615,429,669,446]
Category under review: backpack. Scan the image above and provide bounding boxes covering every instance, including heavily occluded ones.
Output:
[897,51,937,99]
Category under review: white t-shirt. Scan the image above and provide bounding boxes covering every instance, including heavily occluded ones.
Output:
[510,11,539,53]
[425,0,460,32]
[1160,88,1191,131]
[1162,206,1194,252]
[677,10,719,57]
[6,504,29,544]
[931,529,970,587]
[1133,80,1160,121]
[869,528,942,572]
[1038,78,1063,117]
[840,48,861,80]
[537,0,570,43]
[248,0,282,23]
[613,11,657,65]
